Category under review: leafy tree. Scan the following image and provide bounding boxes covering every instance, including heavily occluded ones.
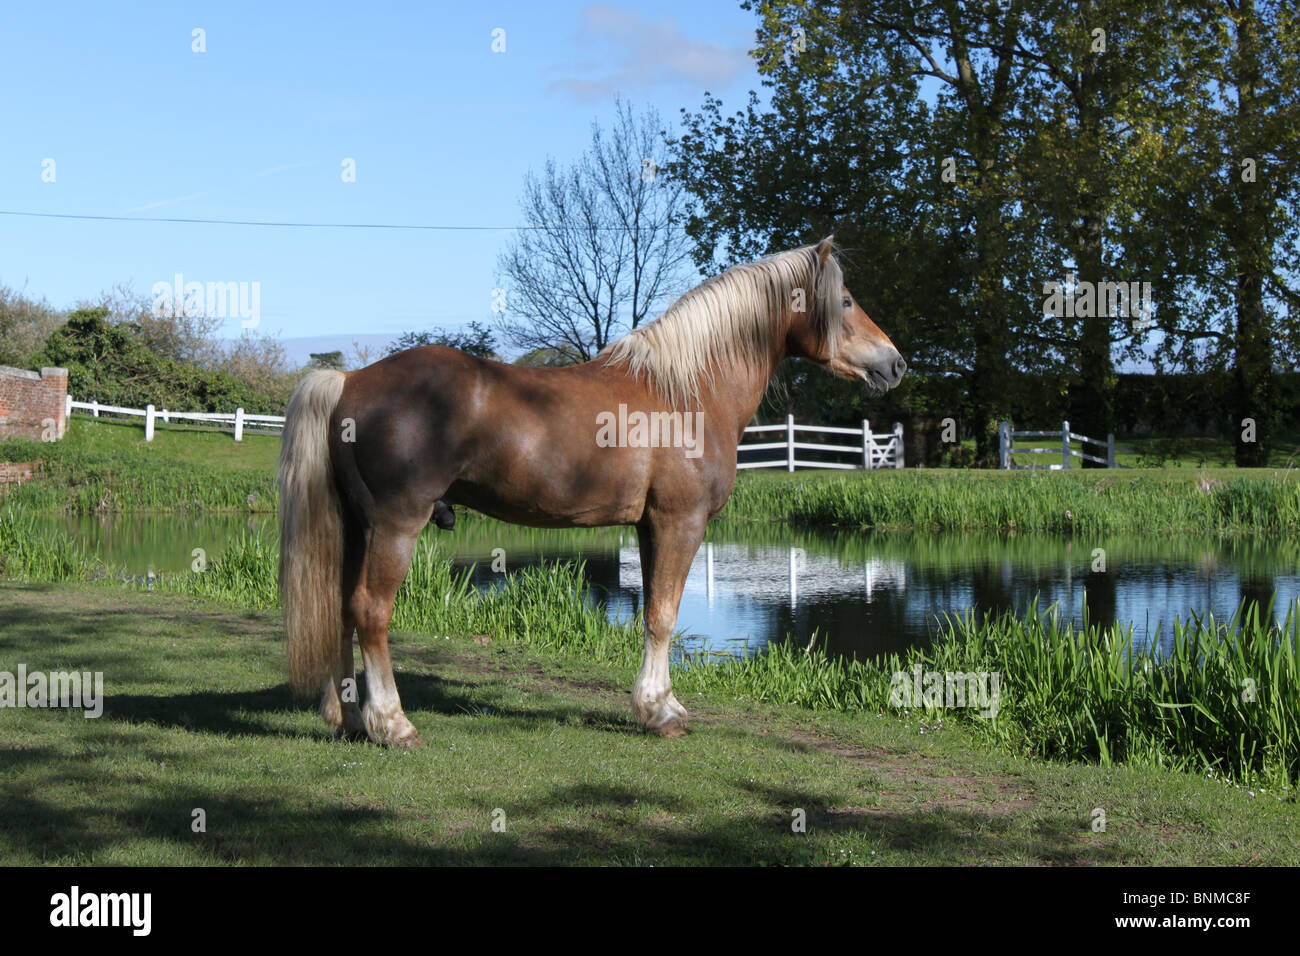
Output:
[673,0,1055,462]
[1177,0,1300,465]
[308,351,345,370]
[384,320,498,359]
[39,309,283,413]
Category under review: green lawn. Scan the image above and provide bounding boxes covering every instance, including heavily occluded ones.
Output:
[1,581,1295,865]
[51,414,281,472]
[0,417,278,512]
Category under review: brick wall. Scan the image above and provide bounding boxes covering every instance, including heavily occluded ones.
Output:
[0,365,67,442]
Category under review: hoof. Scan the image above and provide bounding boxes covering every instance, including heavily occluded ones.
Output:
[387,730,424,749]
[634,701,690,738]
[652,717,689,738]
[333,725,369,743]
[364,707,422,748]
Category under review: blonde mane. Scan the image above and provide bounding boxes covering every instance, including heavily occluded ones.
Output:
[600,242,843,408]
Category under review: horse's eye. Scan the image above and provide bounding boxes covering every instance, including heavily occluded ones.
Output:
[842,297,852,310]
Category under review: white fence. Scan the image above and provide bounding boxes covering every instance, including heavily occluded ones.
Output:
[65,396,285,442]
[998,420,1131,470]
[66,396,903,467]
[738,415,903,471]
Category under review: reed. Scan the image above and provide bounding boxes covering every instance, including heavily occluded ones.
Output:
[678,601,1300,788]
[4,514,1295,787]
[724,469,1300,533]
[0,509,99,580]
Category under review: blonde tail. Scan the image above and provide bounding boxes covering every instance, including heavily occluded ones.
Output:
[278,369,347,696]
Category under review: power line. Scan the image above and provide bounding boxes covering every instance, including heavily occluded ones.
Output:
[0,209,665,232]
[0,209,531,231]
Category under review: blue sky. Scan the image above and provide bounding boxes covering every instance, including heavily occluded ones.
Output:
[0,1,761,362]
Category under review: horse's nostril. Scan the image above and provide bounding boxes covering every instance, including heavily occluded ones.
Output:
[892,356,908,380]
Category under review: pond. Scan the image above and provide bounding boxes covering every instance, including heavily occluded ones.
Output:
[33,513,1300,660]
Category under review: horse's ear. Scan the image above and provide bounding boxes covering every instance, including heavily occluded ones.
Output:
[816,235,835,267]
[812,235,844,353]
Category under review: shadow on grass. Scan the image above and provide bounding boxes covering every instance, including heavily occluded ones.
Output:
[0,750,1121,866]
[95,671,640,741]
[0,583,1126,865]
[0,583,641,738]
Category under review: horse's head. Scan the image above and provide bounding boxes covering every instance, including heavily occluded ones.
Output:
[788,236,907,396]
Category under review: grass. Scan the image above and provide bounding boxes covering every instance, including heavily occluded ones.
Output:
[680,603,1300,789]
[1123,432,1300,469]
[4,513,1297,791]
[1,580,1297,865]
[723,467,1300,533]
[0,416,278,513]
[7,418,1300,535]
[933,431,1300,469]
[0,510,100,580]
[3,416,1298,862]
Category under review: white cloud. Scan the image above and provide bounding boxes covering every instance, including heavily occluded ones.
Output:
[549,3,752,101]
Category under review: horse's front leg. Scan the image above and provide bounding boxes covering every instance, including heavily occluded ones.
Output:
[632,510,706,737]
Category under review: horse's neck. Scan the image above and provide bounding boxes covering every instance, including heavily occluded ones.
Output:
[710,347,784,438]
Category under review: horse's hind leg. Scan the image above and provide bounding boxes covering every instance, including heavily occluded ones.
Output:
[346,522,423,747]
[320,613,366,741]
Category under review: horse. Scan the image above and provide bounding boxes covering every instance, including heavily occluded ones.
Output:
[278,237,906,746]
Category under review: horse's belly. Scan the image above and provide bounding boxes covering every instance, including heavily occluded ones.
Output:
[443,478,643,528]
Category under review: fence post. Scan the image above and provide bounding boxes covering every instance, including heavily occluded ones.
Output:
[234,407,245,443]
[786,413,795,472]
[1062,420,1070,469]
[862,419,870,470]
[91,400,99,418]
[893,422,904,469]
[65,394,72,418]
[145,404,156,442]
[1106,433,1115,468]
[998,421,1010,469]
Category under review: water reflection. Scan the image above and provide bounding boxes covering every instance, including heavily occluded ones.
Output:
[427,524,1300,661]
[33,513,1300,662]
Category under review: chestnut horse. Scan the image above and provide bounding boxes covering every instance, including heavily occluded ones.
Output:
[278,237,905,746]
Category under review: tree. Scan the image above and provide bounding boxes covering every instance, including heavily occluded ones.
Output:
[1197,0,1300,465]
[38,308,284,414]
[673,0,1058,462]
[1122,1,1300,464]
[384,320,498,359]
[0,284,64,368]
[496,99,694,364]
[308,351,345,370]
[82,282,222,365]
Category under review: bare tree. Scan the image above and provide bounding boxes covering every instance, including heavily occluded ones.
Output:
[497,99,694,363]
[79,282,222,366]
[0,283,64,367]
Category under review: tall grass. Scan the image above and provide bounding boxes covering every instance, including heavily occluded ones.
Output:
[946,601,1299,784]
[725,469,1300,533]
[678,601,1299,788]
[0,509,100,580]
[3,517,1296,788]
